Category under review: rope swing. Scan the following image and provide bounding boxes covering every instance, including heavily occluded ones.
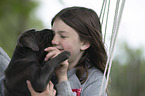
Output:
[99,0,126,96]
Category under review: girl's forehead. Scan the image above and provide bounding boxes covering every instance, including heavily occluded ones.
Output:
[52,19,78,35]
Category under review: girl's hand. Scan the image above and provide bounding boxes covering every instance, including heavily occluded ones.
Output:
[44,47,61,61]
[27,80,56,96]
[44,47,69,82]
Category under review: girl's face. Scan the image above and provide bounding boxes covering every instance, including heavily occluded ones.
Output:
[52,19,90,69]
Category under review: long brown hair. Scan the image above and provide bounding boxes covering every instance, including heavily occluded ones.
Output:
[51,6,107,84]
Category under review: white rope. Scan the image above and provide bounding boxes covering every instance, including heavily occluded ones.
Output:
[99,0,112,95]
[99,0,126,95]
[103,0,111,43]
[99,0,111,43]
[103,1,126,95]
[100,0,107,24]
[99,0,107,22]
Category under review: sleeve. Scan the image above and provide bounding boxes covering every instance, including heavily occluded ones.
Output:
[55,80,76,96]
[0,47,10,78]
[81,75,107,96]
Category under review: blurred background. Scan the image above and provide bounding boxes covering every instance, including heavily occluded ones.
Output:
[0,0,145,96]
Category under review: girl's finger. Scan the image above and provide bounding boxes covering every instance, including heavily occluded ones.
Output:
[26,80,37,95]
[45,51,55,61]
[45,82,50,91]
[44,81,56,96]
[45,51,60,61]
[44,48,61,61]
[49,81,54,92]
[49,81,56,96]
[44,47,58,52]
[53,89,56,96]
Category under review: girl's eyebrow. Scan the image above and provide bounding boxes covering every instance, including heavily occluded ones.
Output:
[58,31,69,33]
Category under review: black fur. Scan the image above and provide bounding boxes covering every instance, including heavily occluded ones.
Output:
[0,29,70,96]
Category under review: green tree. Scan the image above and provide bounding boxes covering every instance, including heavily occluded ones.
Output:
[0,0,44,57]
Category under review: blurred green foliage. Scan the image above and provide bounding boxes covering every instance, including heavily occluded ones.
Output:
[0,0,44,57]
[109,43,145,96]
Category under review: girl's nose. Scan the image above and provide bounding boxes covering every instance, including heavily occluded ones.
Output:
[51,35,60,46]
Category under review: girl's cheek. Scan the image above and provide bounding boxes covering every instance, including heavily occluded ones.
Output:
[63,44,72,51]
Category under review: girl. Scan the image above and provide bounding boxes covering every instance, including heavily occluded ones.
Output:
[27,6,107,96]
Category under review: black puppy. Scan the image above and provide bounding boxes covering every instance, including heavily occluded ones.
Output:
[0,29,70,96]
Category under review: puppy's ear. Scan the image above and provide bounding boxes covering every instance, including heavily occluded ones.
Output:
[18,29,39,51]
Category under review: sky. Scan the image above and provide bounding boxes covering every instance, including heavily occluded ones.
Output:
[34,0,145,52]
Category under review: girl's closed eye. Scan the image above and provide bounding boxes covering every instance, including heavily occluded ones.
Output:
[60,33,69,38]
[60,35,68,38]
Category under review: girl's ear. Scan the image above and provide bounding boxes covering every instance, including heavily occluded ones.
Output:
[80,42,90,51]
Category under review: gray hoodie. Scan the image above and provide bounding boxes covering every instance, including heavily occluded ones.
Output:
[56,67,107,96]
[0,47,10,78]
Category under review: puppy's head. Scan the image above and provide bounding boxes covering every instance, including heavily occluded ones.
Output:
[17,29,54,52]
[36,29,54,50]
